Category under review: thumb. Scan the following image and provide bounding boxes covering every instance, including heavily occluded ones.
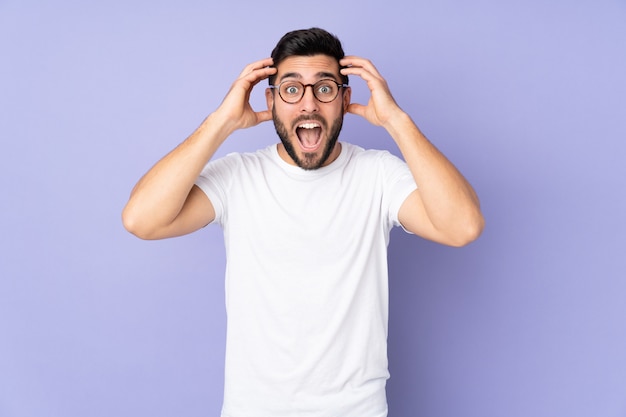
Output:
[346,102,366,118]
[255,109,274,124]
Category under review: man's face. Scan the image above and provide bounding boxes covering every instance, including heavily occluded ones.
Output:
[266,54,350,170]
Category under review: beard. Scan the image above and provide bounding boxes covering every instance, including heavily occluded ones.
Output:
[272,108,344,170]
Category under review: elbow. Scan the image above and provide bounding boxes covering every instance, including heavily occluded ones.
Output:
[121,205,157,240]
[447,213,485,247]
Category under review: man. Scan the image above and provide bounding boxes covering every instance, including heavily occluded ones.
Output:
[123,28,483,417]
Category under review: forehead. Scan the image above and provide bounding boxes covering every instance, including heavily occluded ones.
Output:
[275,54,340,81]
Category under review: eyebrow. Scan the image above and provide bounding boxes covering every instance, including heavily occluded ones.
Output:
[278,71,340,83]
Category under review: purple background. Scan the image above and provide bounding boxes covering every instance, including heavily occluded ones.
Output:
[1,1,625,416]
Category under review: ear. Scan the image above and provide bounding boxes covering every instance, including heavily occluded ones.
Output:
[342,86,351,114]
[265,88,275,111]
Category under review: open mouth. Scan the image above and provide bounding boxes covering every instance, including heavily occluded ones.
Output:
[295,122,323,151]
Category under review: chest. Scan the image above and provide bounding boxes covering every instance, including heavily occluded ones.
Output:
[223,167,388,259]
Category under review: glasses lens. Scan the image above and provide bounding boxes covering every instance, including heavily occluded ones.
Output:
[279,82,304,103]
[278,80,340,103]
[313,80,339,103]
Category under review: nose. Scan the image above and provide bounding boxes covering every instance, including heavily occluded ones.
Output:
[299,85,320,112]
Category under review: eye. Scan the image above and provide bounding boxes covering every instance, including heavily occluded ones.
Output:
[282,83,301,96]
[316,82,335,95]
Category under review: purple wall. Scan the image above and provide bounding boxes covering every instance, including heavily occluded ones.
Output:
[1,1,625,416]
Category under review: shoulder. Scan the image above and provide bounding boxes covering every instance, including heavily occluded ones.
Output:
[342,142,406,169]
[341,143,414,194]
[202,145,276,173]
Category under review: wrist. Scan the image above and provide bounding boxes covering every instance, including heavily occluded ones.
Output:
[382,109,411,134]
[204,109,239,138]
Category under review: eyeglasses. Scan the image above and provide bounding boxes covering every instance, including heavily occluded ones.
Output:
[270,79,348,104]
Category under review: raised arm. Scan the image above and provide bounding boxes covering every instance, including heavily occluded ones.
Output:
[122,58,277,240]
[340,56,484,247]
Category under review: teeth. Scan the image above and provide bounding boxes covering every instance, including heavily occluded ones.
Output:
[298,123,320,129]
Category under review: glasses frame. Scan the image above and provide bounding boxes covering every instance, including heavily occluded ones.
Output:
[269,79,349,104]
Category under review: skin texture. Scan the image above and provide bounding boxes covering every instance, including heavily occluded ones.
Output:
[122,54,484,246]
[266,55,349,170]
[339,56,484,246]
[271,107,343,170]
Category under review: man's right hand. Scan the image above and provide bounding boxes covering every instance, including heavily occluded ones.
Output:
[122,58,277,240]
[214,58,277,133]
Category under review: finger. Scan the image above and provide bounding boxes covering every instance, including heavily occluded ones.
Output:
[236,60,277,88]
[244,66,277,87]
[341,66,378,82]
[341,66,386,93]
[230,66,276,99]
[346,102,366,118]
[340,56,382,78]
[239,57,274,77]
[255,109,274,124]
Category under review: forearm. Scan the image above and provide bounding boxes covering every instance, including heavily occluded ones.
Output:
[385,111,484,241]
[122,112,233,236]
[338,56,483,244]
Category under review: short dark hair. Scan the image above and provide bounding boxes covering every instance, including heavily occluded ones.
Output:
[269,27,348,85]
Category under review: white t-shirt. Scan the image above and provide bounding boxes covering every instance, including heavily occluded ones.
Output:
[195,142,417,417]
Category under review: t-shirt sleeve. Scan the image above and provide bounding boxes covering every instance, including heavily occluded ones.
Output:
[194,153,240,226]
[380,151,418,230]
